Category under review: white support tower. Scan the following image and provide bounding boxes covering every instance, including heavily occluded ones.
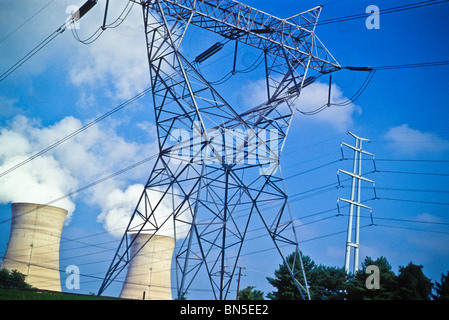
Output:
[338,132,375,274]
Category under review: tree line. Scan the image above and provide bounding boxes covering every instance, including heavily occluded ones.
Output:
[2,254,448,300]
[238,253,449,300]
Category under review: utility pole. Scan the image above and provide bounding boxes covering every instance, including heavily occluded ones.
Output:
[235,266,246,300]
[338,132,375,274]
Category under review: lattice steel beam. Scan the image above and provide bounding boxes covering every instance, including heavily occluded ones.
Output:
[99,0,340,300]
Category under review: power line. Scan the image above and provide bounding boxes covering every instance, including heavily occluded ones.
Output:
[340,213,449,227]
[0,0,54,44]
[0,0,98,82]
[332,70,376,106]
[0,134,346,230]
[0,86,152,179]
[1,0,446,296]
[0,22,66,82]
[7,219,447,295]
[1,210,446,296]
[300,224,372,244]
[377,197,449,206]
[344,61,449,76]
[372,60,449,71]
[296,57,449,116]
[0,146,343,232]
[0,152,158,225]
[0,158,351,278]
[0,5,146,180]
[0,256,212,294]
[2,196,447,293]
[297,69,376,116]
[3,150,441,264]
[2,206,328,291]
[375,223,449,235]
[1,139,447,290]
[377,170,449,177]
[5,203,447,275]
[298,198,449,227]
[70,0,136,45]
[317,0,449,26]
[340,184,449,195]
[283,159,342,180]
[345,158,449,163]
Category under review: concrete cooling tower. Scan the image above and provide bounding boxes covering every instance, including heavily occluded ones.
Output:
[2,202,67,292]
[118,192,190,300]
[119,233,175,300]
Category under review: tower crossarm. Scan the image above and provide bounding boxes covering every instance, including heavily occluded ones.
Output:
[337,169,375,184]
[139,0,341,73]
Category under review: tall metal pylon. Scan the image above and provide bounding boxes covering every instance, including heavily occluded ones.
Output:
[98,0,341,299]
[338,132,376,274]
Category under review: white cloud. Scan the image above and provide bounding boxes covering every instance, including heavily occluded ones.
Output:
[96,184,192,239]
[384,124,449,155]
[0,1,150,101]
[136,121,157,136]
[0,1,191,238]
[68,1,151,100]
[95,183,145,238]
[0,97,22,118]
[0,116,78,221]
[297,81,361,132]
[415,213,444,224]
[0,115,157,230]
[0,0,86,78]
[0,114,192,239]
[240,78,269,108]
[239,79,361,132]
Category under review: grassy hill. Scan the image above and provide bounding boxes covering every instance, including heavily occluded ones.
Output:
[0,287,121,300]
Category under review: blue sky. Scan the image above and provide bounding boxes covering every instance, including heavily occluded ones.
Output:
[0,0,448,299]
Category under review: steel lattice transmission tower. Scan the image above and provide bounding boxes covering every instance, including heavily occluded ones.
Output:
[98,0,340,300]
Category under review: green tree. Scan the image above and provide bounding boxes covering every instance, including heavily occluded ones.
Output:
[266,252,315,300]
[432,272,449,300]
[267,253,435,301]
[266,253,350,300]
[309,264,350,300]
[396,262,433,300]
[346,256,397,300]
[0,269,32,289]
[237,286,264,300]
